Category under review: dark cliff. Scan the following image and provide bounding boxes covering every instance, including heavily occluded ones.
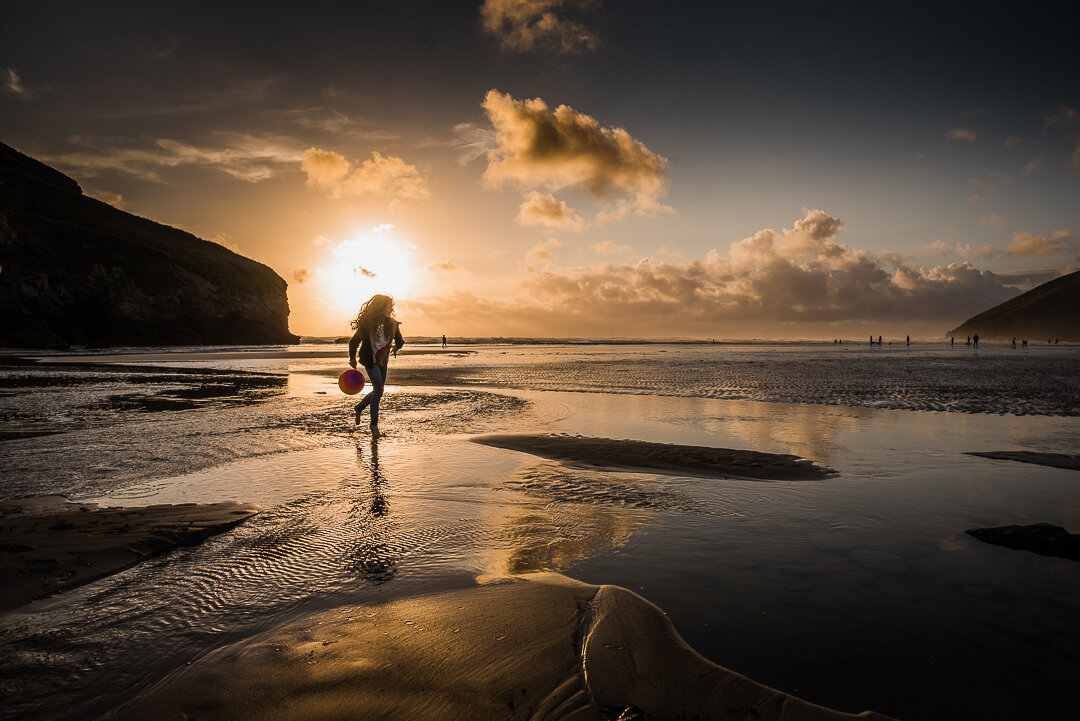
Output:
[0,142,299,348]
[947,270,1080,342]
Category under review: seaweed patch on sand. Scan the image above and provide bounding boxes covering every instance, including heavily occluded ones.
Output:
[473,433,836,480]
[0,496,260,613]
[105,573,895,721]
[966,450,1080,471]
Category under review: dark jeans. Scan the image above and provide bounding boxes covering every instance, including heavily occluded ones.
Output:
[356,363,386,425]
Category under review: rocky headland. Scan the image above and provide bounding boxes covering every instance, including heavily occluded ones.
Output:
[0,141,298,348]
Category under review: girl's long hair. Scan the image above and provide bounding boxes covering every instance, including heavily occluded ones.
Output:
[351,294,395,335]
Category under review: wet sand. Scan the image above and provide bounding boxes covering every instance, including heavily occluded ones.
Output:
[472,433,836,480]
[0,496,259,613]
[966,450,1080,471]
[3,345,1078,720]
[106,573,894,721]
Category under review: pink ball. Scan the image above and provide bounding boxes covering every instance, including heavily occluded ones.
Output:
[338,369,366,395]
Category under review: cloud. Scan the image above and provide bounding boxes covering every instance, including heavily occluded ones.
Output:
[42,133,304,182]
[449,122,499,164]
[994,267,1072,290]
[90,191,126,209]
[427,261,462,272]
[946,127,977,142]
[1004,136,1024,147]
[956,242,996,259]
[412,210,1018,337]
[981,213,1007,229]
[594,240,634,255]
[302,148,430,201]
[481,89,669,223]
[3,67,48,100]
[918,240,952,257]
[1006,230,1071,258]
[966,171,1012,206]
[516,191,585,230]
[480,0,600,54]
[97,76,278,119]
[209,233,240,253]
[526,237,563,264]
[1046,105,1080,175]
[292,269,311,284]
[278,107,399,140]
[1020,156,1044,179]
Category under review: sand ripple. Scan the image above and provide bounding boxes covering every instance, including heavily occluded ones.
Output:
[390,351,1080,416]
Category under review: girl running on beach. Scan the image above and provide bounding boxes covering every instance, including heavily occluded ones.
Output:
[348,294,404,435]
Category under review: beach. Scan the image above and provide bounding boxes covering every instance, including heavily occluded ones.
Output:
[1,343,1078,720]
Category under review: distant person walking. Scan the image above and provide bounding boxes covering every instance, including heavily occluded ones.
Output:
[349,294,404,436]
[441,334,447,348]
[906,335,910,346]
[973,333,979,349]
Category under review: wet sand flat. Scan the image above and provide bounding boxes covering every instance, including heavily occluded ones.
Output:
[107,573,894,721]
[472,433,836,480]
[0,496,259,613]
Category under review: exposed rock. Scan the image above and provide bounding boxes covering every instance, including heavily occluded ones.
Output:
[0,141,299,348]
[967,523,1080,561]
[947,270,1080,342]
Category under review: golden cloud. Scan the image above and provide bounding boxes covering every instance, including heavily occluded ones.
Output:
[1006,230,1071,257]
[408,210,1021,338]
[516,191,585,230]
[302,148,430,200]
[956,242,996,259]
[481,89,669,222]
[480,0,600,54]
[526,238,563,265]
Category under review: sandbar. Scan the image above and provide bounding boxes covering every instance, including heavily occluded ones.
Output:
[967,523,1080,561]
[472,433,836,480]
[0,495,260,613]
[106,573,894,721]
[966,450,1080,471]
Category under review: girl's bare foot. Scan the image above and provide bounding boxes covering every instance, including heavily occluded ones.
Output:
[370,424,381,438]
[354,405,363,425]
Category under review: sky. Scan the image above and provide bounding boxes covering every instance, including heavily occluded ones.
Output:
[3,0,1079,339]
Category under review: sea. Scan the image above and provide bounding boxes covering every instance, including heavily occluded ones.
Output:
[1,342,1078,721]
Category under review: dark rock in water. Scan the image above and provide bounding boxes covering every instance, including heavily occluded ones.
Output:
[967,523,1080,561]
[947,270,1080,342]
[0,141,298,348]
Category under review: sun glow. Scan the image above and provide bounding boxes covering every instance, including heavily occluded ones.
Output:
[316,226,414,317]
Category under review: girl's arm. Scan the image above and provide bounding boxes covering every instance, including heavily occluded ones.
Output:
[348,330,362,368]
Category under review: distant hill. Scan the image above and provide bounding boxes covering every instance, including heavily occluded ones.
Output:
[948,270,1080,342]
[0,142,298,348]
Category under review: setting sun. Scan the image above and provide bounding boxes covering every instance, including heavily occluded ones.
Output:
[316,226,414,317]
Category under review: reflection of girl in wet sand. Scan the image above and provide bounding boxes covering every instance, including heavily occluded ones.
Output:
[349,294,404,436]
